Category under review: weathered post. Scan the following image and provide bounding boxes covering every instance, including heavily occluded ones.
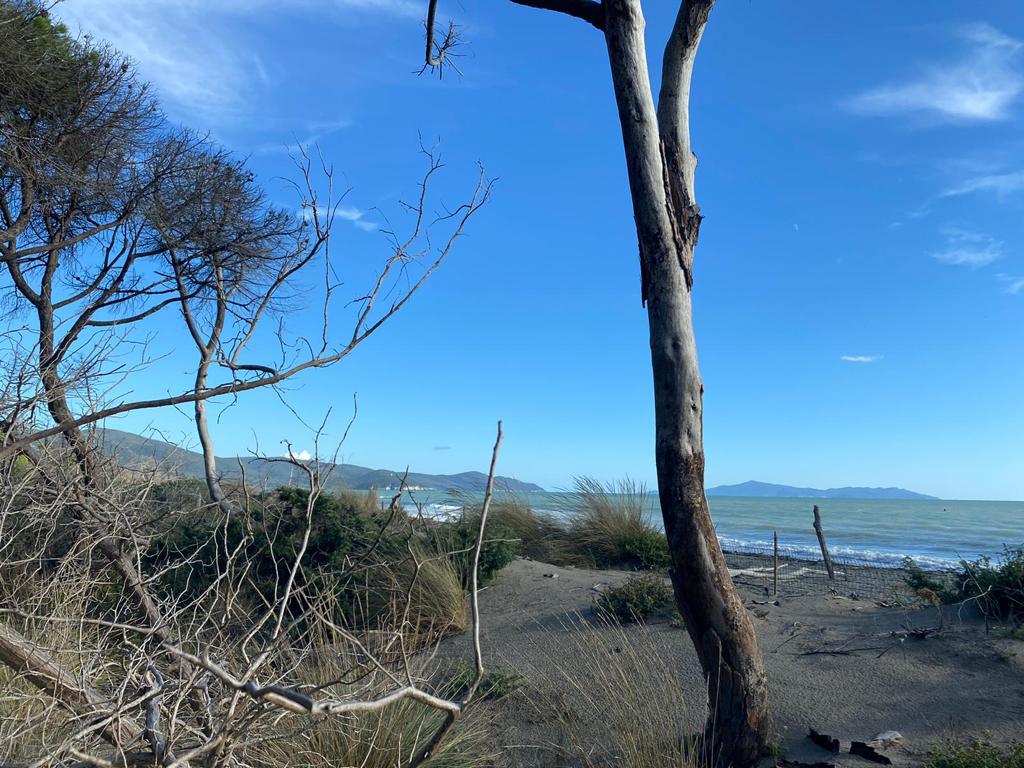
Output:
[773,529,779,596]
[812,505,835,580]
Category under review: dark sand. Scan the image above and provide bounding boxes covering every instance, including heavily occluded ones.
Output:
[445,558,1024,767]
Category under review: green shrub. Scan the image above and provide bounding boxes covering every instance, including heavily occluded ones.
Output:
[903,558,959,604]
[449,661,525,702]
[433,512,520,588]
[960,547,1024,620]
[619,528,672,570]
[924,738,1024,768]
[564,477,669,570]
[904,547,1024,620]
[595,574,672,623]
[994,624,1024,641]
[145,486,391,620]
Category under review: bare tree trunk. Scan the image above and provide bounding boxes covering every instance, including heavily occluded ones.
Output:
[194,359,234,515]
[602,1,768,764]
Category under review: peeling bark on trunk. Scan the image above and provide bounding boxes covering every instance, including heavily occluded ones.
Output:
[602,1,769,764]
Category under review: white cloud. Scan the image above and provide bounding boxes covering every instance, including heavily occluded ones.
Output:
[931,228,1003,267]
[844,23,1023,122]
[942,170,1024,198]
[286,449,313,461]
[841,355,882,363]
[55,0,419,124]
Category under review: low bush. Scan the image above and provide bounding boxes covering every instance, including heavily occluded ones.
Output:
[596,574,673,623]
[433,511,520,588]
[144,485,475,638]
[994,624,1024,641]
[924,738,1024,768]
[145,485,381,611]
[903,558,959,604]
[564,477,670,570]
[960,547,1024,620]
[449,660,525,702]
[904,547,1024,620]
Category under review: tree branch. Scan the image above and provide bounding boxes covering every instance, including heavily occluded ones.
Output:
[509,0,605,29]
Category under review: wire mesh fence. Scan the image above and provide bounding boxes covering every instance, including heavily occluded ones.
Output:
[721,541,918,601]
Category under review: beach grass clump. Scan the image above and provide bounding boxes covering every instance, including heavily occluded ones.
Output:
[531,617,703,768]
[564,477,671,570]
[924,738,1024,768]
[596,574,673,624]
[357,546,469,642]
[446,494,574,566]
[489,498,574,564]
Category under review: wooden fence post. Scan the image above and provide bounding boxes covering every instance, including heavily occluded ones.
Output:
[773,529,779,596]
[812,505,835,581]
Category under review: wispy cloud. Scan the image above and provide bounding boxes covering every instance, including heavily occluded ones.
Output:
[841,355,882,364]
[300,203,378,232]
[931,227,1004,267]
[942,170,1024,198]
[254,119,353,155]
[336,206,379,232]
[997,273,1024,294]
[56,0,419,125]
[844,23,1023,122]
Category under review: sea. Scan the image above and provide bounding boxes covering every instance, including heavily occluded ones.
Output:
[392,491,1024,571]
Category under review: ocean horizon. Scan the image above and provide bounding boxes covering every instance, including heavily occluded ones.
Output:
[396,491,1024,571]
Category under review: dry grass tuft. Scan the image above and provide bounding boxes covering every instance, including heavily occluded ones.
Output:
[353,545,469,648]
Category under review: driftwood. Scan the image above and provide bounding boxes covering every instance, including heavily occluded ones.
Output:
[812,505,836,580]
[850,740,894,765]
[808,727,840,754]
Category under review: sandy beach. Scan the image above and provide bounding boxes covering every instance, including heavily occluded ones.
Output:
[443,557,1024,767]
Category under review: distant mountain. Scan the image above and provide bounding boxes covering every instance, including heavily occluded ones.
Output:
[706,480,937,501]
[97,428,544,493]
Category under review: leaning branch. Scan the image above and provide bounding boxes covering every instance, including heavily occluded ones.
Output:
[508,0,605,29]
[422,0,604,72]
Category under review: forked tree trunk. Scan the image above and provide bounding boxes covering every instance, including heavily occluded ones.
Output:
[602,1,769,764]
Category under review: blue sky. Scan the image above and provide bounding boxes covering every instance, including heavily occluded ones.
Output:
[55,0,1024,500]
